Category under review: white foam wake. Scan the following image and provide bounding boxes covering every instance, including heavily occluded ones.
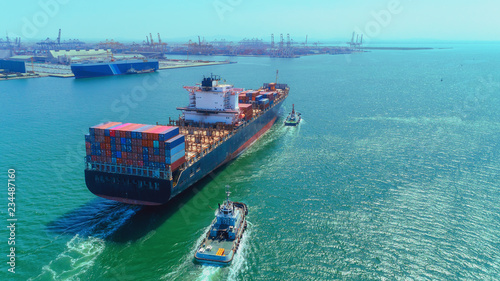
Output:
[29,204,140,281]
[29,235,105,281]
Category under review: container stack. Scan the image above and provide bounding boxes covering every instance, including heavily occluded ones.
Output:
[165,134,186,171]
[238,104,253,121]
[260,91,277,105]
[85,122,186,176]
[245,90,261,101]
[238,92,250,103]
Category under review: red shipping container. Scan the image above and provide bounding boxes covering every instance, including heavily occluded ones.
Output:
[143,125,161,133]
[138,161,144,167]
[116,123,139,131]
[92,121,122,130]
[109,123,132,131]
[86,148,91,155]
[171,156,186,171]
[117,158,123,164]
[106,150,111,157]
[105,143,111,150]
[122,152,127,159]
[126,124,146,132]
[100,143,105,150]
[150,125,172,134]
[85,142,91,149]
[91,155,97,162]
[105,136,110,143]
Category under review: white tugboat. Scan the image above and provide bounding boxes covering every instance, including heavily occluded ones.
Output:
[194,185,248,265]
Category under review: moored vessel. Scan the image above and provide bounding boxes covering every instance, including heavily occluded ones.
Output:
[194,185,247,265]
[71,59,159,79]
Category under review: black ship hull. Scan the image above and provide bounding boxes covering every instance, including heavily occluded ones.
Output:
[85,98,285,205]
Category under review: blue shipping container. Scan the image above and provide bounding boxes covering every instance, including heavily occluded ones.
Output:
[165,149,185,164]
[165,143,185,157]
[158,127,180,142]
[165,134,185,149]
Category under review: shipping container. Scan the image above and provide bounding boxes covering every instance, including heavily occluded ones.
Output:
[170,156,186,171]
[165,134,185,149]
[165,149,186,164]
[165,142,186,157]
[87,122,186,176]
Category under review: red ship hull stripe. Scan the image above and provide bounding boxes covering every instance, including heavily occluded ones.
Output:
[97,194,162,205]
[232,116,277,158]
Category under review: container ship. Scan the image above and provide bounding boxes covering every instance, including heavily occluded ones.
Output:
[84,75,289,205]
[71,59,159,79]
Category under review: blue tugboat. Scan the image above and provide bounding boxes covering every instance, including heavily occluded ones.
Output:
[194,186,248,265]
[284,104,301,126]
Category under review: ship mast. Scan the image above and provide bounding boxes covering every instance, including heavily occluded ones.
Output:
[225,185,231,205]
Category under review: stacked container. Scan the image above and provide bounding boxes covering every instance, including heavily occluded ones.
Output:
[238,104,253,121]
[85,122,186,176]
[260,91,277,105]
[246,90,261,101]
[238,92,250,103]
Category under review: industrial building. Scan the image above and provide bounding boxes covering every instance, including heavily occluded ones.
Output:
[0,60,26,73]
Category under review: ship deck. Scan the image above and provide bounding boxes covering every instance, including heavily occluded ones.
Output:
[196,237,235,261]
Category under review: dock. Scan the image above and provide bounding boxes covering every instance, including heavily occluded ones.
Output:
[0,59,235,81]
[159,60,234,70]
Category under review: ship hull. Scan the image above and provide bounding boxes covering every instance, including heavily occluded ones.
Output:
[85,98,285,205]
[71,60,159,79]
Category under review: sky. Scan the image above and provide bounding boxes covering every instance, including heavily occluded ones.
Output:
[1,0,499,43]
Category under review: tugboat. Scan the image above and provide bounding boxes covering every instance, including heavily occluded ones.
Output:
[284,104,301,126]
[194,185,248,265]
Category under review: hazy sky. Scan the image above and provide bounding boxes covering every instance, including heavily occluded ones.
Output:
[2,0,499,43]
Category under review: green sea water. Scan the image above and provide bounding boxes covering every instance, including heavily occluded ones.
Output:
[1,44,500,280]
